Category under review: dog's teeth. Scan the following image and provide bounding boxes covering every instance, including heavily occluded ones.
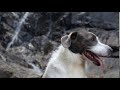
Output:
[86,52,88,55]
[87,53,90,56]
[91,56,93,58]
[88,53,90,56]
[90,54,93,58]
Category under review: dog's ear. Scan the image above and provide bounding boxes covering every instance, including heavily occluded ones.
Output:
[61,32,78,48]
[61,35,71,48]
[69,32,78,41]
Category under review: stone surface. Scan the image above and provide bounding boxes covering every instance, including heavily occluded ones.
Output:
[86,57,119,78]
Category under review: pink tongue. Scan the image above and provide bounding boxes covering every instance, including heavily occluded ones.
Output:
[84,51,105,73]
[99,59,105,72]
[84,51,106,77]
[94,56,105,73]
[97,57,106,77]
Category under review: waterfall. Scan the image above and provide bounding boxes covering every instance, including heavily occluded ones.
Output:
[46,13,52,37]
[6,12,29,51]
[28,62,43,76]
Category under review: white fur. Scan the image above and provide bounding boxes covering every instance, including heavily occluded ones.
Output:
[43,33,112,78]
[42,45,87,78]
[89,37,112,56]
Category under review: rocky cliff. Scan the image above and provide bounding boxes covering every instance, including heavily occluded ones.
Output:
[0,12,119,78]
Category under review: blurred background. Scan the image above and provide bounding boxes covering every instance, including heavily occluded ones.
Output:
[0,12,119,78]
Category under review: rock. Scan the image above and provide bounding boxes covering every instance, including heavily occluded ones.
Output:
[103,70,119,78]
[71,12,118,30]
[0,48,33,68]
[7,44,53,71]
[0,48,43,78]
[86,58,119,78]
[88,28,119,47]
[0,70,13,78]
[30,35,57,55]
[0,60,43,78]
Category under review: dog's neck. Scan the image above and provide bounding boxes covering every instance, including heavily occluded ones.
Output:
[57,45,84,64]
[54,45,87,78]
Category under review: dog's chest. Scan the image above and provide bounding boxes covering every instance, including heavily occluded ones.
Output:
[44,45,87,78]
[61,63,87,78]
[57,49,87,78]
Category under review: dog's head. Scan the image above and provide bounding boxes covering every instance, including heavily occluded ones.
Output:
[61,30,112,66]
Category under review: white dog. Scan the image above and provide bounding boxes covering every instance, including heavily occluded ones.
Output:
[42,29,112,78]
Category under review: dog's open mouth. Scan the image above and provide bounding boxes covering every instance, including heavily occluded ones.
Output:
[83,50,104,66]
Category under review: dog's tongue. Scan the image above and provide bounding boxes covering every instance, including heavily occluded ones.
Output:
[93,55,105,71]
[83,50,105,71]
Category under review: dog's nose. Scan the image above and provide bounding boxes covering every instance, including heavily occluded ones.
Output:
[108,48,113,56]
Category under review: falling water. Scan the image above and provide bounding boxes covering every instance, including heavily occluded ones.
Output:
[11,12,19,18]
[77,12,86,15]
[6,12,29,51]
[28,62,43,76]
[46,13,52,37]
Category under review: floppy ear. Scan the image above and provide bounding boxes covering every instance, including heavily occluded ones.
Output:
[61,35,71,48]
[61,32,78,48]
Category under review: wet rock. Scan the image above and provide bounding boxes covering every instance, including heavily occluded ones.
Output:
[86,58,119,78]
[30,35,57,55]
[0,70,13,78]
[71,12,118,30]
[88,28,119,46]
[7,44,52,71]
[0,60,43,78]
[0,48,33,69]
[0,48,43,78]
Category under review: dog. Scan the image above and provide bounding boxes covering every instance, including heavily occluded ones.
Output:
[42,29,112,78]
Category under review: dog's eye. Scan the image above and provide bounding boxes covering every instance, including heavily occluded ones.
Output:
[91,36,96,41]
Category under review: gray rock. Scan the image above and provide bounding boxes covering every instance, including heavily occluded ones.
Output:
[71,12,119,30]
[86,58,119,78]
[0,48,43,78]
[0,60,43,78]
[88,28,119,46]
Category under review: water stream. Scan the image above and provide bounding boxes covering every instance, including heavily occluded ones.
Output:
[6,12,30,51]
[29,62,43,76]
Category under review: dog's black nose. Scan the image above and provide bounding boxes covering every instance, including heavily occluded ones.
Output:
[108,48,113,56]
